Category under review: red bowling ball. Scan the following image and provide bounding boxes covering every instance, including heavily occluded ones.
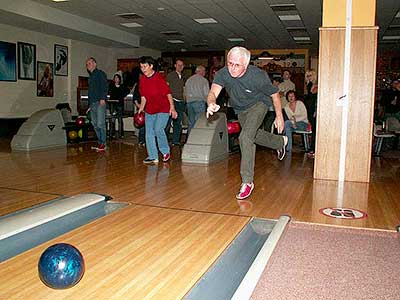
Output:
[75,117,85,127]
[134,112,145,128]
[227,121,241,135]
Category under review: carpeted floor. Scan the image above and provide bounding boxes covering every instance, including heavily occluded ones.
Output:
[251,222,400,300]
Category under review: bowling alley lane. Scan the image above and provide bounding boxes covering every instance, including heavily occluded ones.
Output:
[0,204,249,300]
[0,188,60,217]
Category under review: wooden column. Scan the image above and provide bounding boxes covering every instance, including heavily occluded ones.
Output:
[314,0,377,182]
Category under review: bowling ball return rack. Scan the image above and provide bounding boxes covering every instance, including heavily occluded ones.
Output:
[0,193,127,262]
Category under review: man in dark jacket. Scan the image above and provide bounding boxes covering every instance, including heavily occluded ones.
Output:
[86,57,108,151]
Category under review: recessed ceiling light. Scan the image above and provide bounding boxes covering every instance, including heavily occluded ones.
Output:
[120,22,143,28]
[278,15,301,21]
[194,18,218,24]
[160,31,182,36]
[167,40,184,44]
[382,36,400,40]
[116,13,143,19]
[293,36,310,41]
[270,4,296,11]
[157,7,165,11]
[227,38,245,42]
[192,43,209,47]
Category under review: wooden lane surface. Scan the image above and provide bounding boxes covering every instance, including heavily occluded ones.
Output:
[0,205,250,300]
[0,188,59,217]
[0,138,400,230]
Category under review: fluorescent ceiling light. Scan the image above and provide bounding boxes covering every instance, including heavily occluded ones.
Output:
[382,36,400,40]
[167,40,184,44]
[116,13,143,19]
[258,57,274,60]
[120,22,143,28]
[194,18,218,24]
[270,4,296,9]
[228,38,245,42]
[293,36,310,41]
[278,15,301,21]
[161,31,182,36]
[52,0,69,2]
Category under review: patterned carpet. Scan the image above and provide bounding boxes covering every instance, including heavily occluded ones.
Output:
[251,222,400,300]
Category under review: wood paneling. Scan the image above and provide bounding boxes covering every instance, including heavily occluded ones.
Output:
[315,27,378,182]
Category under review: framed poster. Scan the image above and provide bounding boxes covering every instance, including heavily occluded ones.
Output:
[37,61,54,97]
[54,44,68,76]
[0,40,16,81]
[17,42,36,80]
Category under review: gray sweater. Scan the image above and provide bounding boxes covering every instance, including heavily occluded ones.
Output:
[184,74,209,102]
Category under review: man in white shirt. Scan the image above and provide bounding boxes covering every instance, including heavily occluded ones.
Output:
[278,70,296,107]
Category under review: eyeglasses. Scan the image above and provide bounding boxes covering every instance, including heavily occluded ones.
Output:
[227,62,244,69]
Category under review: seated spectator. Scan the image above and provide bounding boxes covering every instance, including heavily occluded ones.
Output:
[283,90,308,153]
[382,79,400,119]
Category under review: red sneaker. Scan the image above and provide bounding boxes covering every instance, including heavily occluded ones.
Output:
[236,182,254,200]
[96,144,106,152]
[163,153,171,162]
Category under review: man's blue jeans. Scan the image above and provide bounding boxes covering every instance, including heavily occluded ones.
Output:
[187,101,206,134]
[90,102,107,145]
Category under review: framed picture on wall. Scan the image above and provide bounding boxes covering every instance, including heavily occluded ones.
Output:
[54,44,68,76]
[0,40,16,81]
[37,61,54,97]
[17,42,36,80]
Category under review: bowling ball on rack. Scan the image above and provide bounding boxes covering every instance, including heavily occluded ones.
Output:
[75,117,85,127]
[68,130,78,140]
[134,112,145,128]
[38,243,85,289]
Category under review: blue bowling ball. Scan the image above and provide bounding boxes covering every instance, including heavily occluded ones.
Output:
[38,243,85,289]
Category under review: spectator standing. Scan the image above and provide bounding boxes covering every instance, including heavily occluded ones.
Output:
[278,70,296,107]
[86,57,108,152]
[108,73,130,138]
[184,65,209,134]
[166,59,186,146]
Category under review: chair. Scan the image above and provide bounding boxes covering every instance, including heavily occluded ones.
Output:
[373,123,395,156]
[293,123,312,152]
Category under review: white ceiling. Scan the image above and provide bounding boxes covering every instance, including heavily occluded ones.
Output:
[1,0,399,52]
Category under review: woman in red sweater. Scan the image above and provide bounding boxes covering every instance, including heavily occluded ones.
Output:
[138,56,177,164]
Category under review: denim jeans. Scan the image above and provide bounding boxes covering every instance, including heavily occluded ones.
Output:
[145,112,170,160]
[171,100,185,144]
[109,104,124,137]
[187,101,206,134]
[115,104,124,137]
[237,102,285,183]
[90,101,107,145]
[284,120,308,152]
[138,126,145,144]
